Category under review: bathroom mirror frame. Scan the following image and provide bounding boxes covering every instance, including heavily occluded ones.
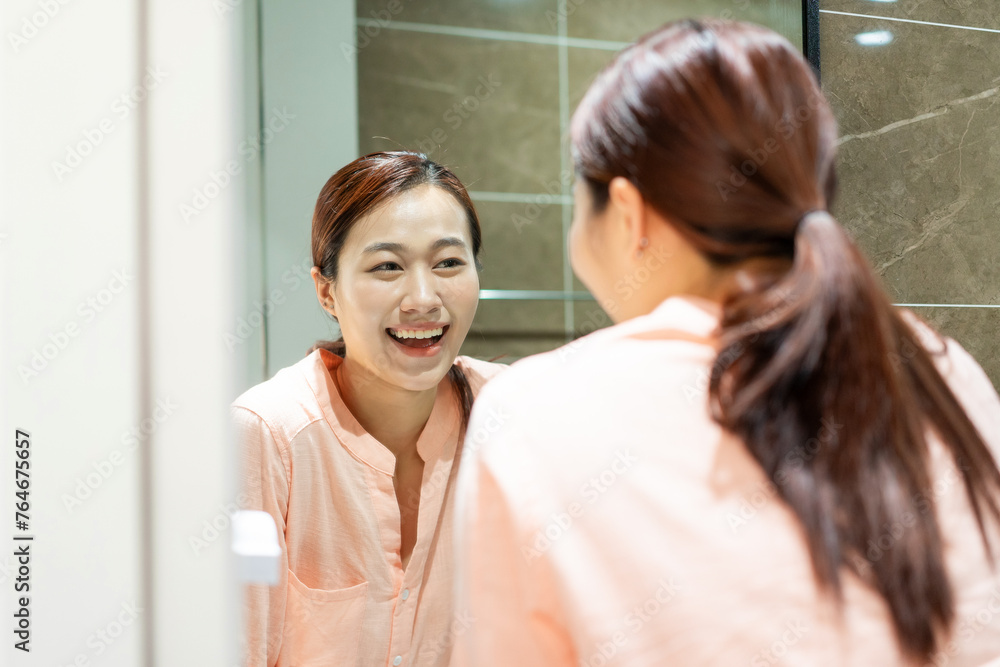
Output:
[803,0,820,77]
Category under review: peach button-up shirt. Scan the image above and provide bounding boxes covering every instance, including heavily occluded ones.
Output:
[453,295,1000,666]
[231,348,503,667]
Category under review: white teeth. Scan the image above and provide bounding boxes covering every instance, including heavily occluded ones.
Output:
[390,327,444,340]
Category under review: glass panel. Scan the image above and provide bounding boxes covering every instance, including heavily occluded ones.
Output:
[356,0,805,361]
[818,0,1000,388]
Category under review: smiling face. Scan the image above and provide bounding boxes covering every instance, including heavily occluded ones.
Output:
[323,183,480,392]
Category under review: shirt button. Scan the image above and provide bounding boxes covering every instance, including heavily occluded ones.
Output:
[401,588,410,601]
[393,656,402,666]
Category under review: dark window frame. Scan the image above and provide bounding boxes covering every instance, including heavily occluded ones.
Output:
[803,0,821,80]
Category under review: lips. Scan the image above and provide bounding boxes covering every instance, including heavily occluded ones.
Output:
[386,324,450,349]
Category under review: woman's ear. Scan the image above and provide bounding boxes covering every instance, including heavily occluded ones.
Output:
[607,177,648,258]
[310,266,337,317]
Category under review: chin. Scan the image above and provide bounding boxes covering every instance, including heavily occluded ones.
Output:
[391,358,454,393]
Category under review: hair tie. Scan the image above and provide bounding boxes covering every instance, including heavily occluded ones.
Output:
[795,208,825,234]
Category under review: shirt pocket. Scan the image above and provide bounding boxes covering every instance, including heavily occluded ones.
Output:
[278,567,369,667]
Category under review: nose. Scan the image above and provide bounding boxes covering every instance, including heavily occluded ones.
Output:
[399,266,443,314]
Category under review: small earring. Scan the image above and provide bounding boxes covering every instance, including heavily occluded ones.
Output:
[636,237,648,259]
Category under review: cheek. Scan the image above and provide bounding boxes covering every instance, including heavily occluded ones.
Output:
[445,272,480,321]
[338,281,391,335]
[458,272,481,309]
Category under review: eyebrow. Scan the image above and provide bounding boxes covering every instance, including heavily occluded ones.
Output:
[362,237,468,254]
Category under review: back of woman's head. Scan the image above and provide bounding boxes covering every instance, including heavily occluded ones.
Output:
[307,150,482,436]
[572,18,1000,660]
[572,19,835,252]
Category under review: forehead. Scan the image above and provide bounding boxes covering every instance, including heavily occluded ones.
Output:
[347,183,471,249]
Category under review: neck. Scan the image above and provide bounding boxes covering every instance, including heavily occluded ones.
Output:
[333,356,437,460]
[637,254,794,317]
[694,255,794,303]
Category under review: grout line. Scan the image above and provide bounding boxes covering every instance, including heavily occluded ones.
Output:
[475,290,1000,309]
[256,0,269,378]
[897,303,1000,308]
[480,289,594,301]
[819,9,1000,34]
[557,0,575,342]
[468,190,573,205]
[135,0,156,662]
[359,13,1000,320]
[355,17,630,50]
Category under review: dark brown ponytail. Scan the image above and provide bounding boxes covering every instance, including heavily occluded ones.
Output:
[710,209,1000,653]
[571,18,1000,659]
[306,151,484,436]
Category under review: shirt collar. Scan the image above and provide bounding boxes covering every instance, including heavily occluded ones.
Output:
[301,348,459,475]
[590,294,722,348]
[647,294,723,339]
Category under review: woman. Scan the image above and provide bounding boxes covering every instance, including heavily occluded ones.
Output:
[452,19,1000,666]
[231,151,504,666]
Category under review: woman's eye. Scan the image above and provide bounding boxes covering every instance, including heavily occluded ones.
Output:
[371,262,401,272]
[437,258,465,269]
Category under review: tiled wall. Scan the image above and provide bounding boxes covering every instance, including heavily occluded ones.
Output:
[355,0,801,361]
[356,0,999,390]
[820,1,1000,389]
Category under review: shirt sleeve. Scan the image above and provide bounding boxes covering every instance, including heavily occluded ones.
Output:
[455,355,509,397]
[451,382,577,667]
[232,405,290,667]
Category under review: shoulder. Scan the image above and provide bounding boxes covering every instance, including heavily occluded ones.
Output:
[900,308,983,383]
[459,345,582,437]
[464,322,627,406]
[230,353,325,444]
[454,355,510,397]
[899,309,1000,443]
[466,304,722,449]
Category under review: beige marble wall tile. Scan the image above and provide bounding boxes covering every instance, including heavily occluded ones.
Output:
[474,199,565,290]
[357,0,560,36]
[462,298,566,358]
[820,13,999,132]
[568,46,617,110]
[822,13,1000,304]
[909,306,1000,391]
[566,0,802,47]
[820,0,1000,32]
[460,332,568,362]
[469,298,564,333]
[465,196,566,342]
[822,8,999,390]
[358,31,561,193]
[461,197,567,360]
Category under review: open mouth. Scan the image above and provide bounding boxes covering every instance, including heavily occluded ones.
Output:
[385,324,449,349]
